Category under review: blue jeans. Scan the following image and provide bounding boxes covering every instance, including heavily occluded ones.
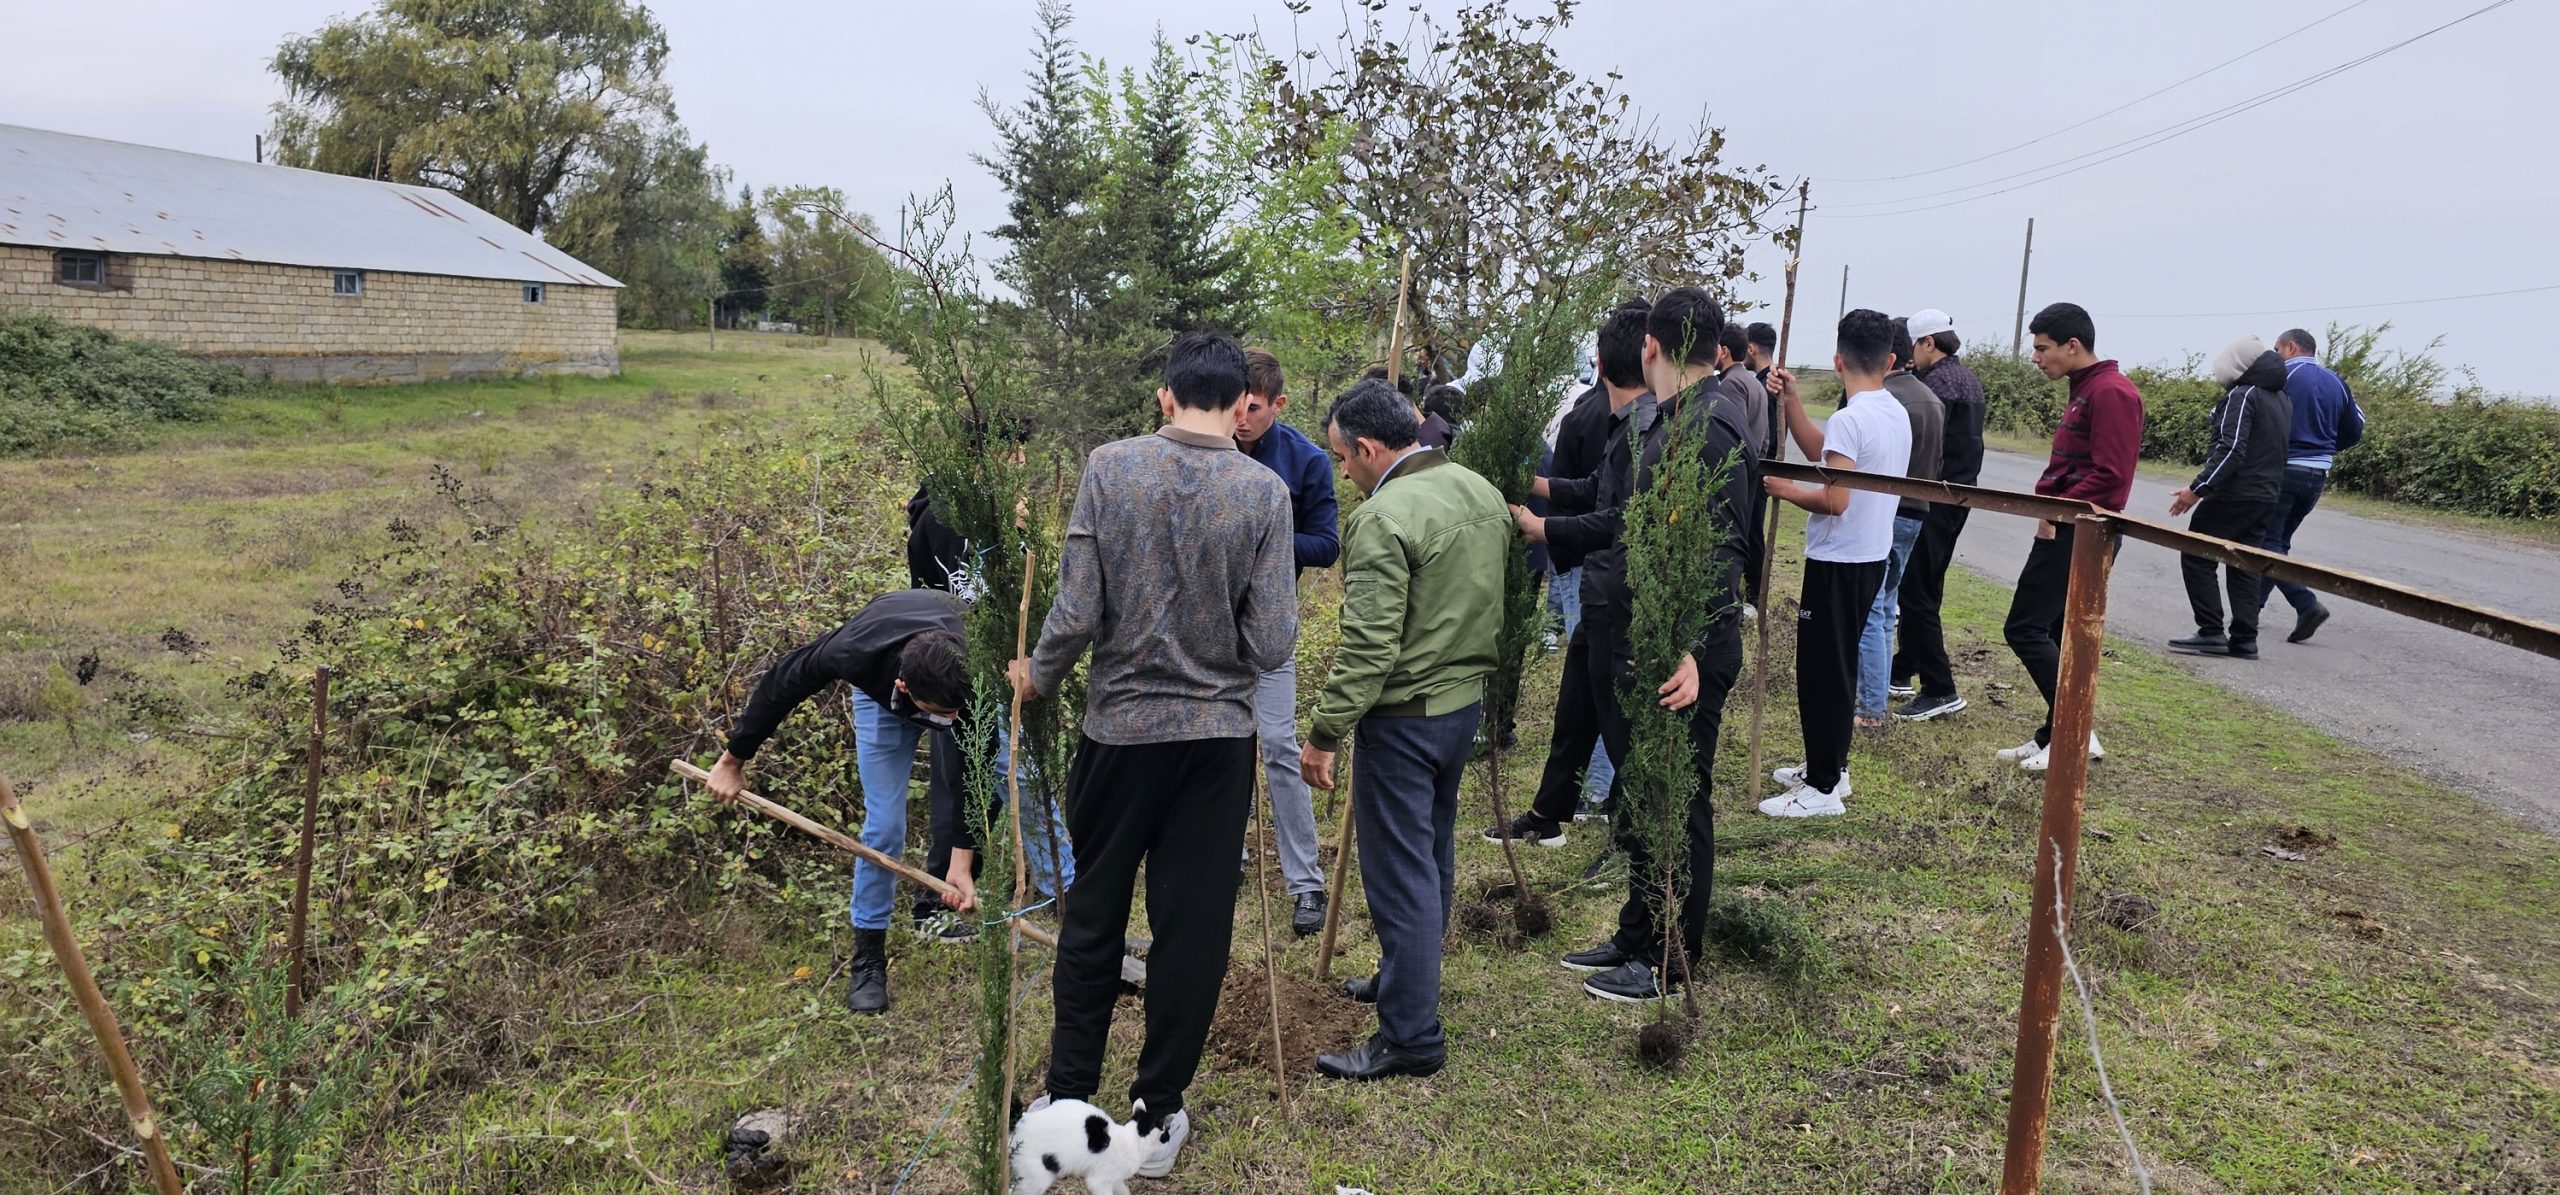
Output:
[848,689,1072,930]
[1857,515,1925,717]
[2256,466,2328,615]
[1353,702,1483,1054]
[1550,565,1614,801]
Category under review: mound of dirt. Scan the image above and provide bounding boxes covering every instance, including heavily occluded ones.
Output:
[1207,964,1371,1073]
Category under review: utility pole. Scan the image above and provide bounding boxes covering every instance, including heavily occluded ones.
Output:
[1837,264,1849,323]
[707,298,716,352]
[2012,217,2036,356]
[254,133,262,164]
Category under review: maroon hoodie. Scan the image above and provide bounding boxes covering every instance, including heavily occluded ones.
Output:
[2035,360,2144,511]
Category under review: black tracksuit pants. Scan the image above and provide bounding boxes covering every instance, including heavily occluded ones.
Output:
[1045,734,1255,1116]
[1608,633,1741,975]
[1528,626,1610,824]
[2182,497,2276,645]
[2003,524,2122,746]
[1891,504,1972,698]
[1799,560,1886,793]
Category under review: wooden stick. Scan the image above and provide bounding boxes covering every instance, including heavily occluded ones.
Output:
[1749,184,1810,801]
[2,774,184,1195]
[670,759,1059,952]
[1385,251,1414,385]
[999,546,1035,1131]
[1313,781,1355,984]
[1250,760,1292,1116]
[286,664,329,1017]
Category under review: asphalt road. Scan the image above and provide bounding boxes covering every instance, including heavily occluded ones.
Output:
[1951,449,2560,831]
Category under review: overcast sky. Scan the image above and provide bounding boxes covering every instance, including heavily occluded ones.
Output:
[6,0,2553,394]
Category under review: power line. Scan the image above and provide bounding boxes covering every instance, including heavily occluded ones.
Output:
[1828,0,2378,185]
[2103,282,2560,319]
[1818,0,2519,219]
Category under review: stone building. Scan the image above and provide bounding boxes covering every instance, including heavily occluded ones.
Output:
[0,123,619,384]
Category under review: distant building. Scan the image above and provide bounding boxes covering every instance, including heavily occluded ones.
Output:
[0,123,619,384]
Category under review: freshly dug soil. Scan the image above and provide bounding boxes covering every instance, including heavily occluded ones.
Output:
[1206,963,1371,1073]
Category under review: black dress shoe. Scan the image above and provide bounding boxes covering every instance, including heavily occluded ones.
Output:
[1342,974,1378,1004]
[1316,1034,1445,1081]
[1560,940,1632,973]
[1291,891,1327,939]
[2167,631,2229,655]
[2288,603,2330,643]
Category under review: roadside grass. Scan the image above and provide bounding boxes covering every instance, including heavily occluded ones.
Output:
[0,331,875,843]
[313,532,2556,1193]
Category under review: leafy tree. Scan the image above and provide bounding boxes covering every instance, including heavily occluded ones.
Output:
[716,185,772,329]
[761,187,895,337]
[269,0,680,233]
[1247,1,1782,368]
[1110,35,1256,344]
[546,124,727,327]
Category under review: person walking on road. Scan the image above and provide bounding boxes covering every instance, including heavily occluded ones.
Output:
[2168,336,2291,660]
[2255,328,2366,644]
[1306,379,1511,1081]
[1997,303,2144,774]
[1889,309,1985,721]
[1232,348,1342,937]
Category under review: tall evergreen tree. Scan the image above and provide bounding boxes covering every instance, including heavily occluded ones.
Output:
[1115,34,1254,341]
[716,184,770,328]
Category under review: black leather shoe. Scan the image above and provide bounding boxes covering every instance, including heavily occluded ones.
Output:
[1560,940,1632,973]
[1316,1034,1445,1081]
[2167,631,2229,655]
[2289,603,2330,643]
[1342,974,1378,1004]
[846,931,889,1016]
[1291,891,1327,939]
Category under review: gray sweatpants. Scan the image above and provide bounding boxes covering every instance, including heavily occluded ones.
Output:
[1254,658,1325,895]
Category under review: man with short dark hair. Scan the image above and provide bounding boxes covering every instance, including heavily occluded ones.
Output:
[1009,330,1297,1176]
[1891,309,1987,721]
[1489,302,1652,849]
[2256,328,2366,643]
[1746,322,1779,382]
[1233,348,1340,937]
[2167,336,2291,660]
[1763,310,1913,816]
[1715,322,1772,469]
[704,589,1072,1015]
[1854,319,1944,726]
[1997,302,2143,773]
[1306,379,1510,1080]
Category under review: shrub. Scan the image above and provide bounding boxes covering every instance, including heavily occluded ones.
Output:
[0,308,249,453]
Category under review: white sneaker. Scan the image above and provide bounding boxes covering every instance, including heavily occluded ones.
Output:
[1759,783,1847,818]
[1995,737,2043,763]
[2019,730,2104,774]
[1888,682,1918,700]
[1771,763,1807,787]
[1134,1101,1189,1179]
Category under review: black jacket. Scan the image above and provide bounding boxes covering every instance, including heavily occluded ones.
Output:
[1544,381,1758,652]
[905,488,969,593]
[2193,351,2293,506]
[1916,354,1988,488]
[1543,384,1615,572]
[724,589,967,761]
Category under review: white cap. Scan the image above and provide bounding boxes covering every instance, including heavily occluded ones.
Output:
[1906,309,1955,340]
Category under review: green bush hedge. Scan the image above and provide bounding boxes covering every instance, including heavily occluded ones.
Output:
[1968,326,2559,520]
[0,308,249,454]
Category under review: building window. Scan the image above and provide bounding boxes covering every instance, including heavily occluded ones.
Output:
[332,269,363,296]
[522,283,545,304]
[55,250,106,286]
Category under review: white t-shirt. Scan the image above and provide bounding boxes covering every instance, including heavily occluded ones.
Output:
[1803,388,1914,563]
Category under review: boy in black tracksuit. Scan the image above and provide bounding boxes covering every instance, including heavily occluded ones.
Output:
[2169,339,2292,659]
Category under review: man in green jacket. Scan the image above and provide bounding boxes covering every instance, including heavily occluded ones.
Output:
[1303,378,1512,1082]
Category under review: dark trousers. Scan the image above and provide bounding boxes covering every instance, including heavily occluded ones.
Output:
[2183,497,2276,644]
[1351,702,1483,1054]
[1528,627,1606,823]
[1045,735,1255,1115]
[2256,466,2328,615]
[919,729,964,916]
[2004,524,2121,746]
[1798,560,1885,792]
[1891,504,1972,698]
[1609,635,1740,975]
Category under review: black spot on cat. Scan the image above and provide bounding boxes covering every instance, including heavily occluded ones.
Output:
[1042,1153,1060,1173]
[1084,1114,1112,1154]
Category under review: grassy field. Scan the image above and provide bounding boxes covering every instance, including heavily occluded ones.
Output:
[3,339,2555,1192]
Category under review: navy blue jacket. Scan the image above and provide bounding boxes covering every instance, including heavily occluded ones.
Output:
[2279,356,2367,470]
[1243,420,1341,571]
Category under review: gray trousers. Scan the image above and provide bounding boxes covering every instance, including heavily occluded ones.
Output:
[1254,658,1325,895]
[1353,701,1482,1054]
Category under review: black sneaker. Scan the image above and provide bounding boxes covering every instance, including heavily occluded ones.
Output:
[1560,940,1633,973]
[1583,958,1680,1003]
[846,931,889,1015]
[2168,631,2229,655]
[2288,603,2330,644]
[1482,812,1566,848]
[1291,891,1327,939]
[1579,847,1618,888]
[1892,692,1967,722]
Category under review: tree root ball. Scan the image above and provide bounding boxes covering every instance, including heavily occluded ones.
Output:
[1635,1020,1690,1072]
[1510,892,1555,939]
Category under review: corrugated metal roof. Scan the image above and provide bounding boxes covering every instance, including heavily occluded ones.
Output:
[0,124,621,288]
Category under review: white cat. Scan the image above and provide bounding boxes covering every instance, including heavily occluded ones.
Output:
[1008,1098,1170,1195]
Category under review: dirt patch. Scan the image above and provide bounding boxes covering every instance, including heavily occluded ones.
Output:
[2275,824,2339,853]
[1206,963,1370,1074]
[2095,891,2162,933]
